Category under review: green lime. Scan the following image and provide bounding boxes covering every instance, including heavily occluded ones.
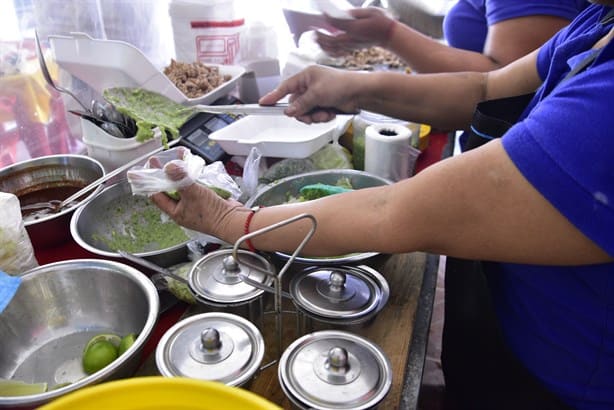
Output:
[82,340,119,375]
[118,333,136,356]
[83,333,121,354]
[0,379,48,396]
[166,190,180,200]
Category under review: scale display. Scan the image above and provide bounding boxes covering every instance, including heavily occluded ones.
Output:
[179,96,242,163]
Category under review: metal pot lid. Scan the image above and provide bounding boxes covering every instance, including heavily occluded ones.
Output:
[188,249,274,305]
[289,265,388,320]
[278,330,392,410]
[155,312,265,387]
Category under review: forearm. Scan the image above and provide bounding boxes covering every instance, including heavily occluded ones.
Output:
[388,23,506,73]
[353,70,487,130]
[219,141,610,266]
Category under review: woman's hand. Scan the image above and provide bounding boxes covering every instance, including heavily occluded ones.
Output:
[259,65,362,124]
[149,162,243,240]
[316,8,397,56]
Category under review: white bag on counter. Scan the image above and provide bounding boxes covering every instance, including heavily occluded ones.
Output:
[0,193,39,275]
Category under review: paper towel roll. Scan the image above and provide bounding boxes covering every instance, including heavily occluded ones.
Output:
[364,123,416,182]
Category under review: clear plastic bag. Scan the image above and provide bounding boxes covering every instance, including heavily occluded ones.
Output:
[0,193,38,276]
[127,146,241,245]
[127,146,241,199]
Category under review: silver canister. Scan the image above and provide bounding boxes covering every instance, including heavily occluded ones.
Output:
[278,330,392,409]
[156,312,265,387]
[289,265,389,332]
[187,248,275,327]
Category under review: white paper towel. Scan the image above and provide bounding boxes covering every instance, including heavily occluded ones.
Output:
[364,123,419,181]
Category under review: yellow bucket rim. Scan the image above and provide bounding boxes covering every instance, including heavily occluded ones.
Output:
[38,377,282,410]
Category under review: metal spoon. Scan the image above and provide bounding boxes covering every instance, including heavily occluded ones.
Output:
[34,30,91,113]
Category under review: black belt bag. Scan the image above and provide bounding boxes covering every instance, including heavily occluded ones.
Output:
[464,92,535,151]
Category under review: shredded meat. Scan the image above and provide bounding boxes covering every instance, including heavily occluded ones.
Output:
[163,59,231,98]
[336,46,408,71]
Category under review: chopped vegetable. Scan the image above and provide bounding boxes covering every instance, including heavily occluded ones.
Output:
[299,183,353,200]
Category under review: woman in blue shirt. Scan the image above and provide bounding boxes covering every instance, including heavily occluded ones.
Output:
[316,0,588,72]
[147,3,614,409]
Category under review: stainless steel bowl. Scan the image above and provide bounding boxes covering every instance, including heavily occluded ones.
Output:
[245,169,392,264]
[70,179,191,267]
[0,259,159,409]
[0,154,105,250]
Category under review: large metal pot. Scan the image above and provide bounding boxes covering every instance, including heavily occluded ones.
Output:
[0,154,105,250]
[0,259,159,409]
[70,179,190,267]
[278,330,392,409]
[245,169,392,264]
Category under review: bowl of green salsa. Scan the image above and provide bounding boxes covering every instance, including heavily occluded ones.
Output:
[70,179,191,267]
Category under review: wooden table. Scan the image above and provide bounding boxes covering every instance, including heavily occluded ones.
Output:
[134,251,440,409]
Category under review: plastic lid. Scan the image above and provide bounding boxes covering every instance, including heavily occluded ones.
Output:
[155,312,265,387]
[188,249,274,305]
[278,330,392,409]
[289,265,389,323]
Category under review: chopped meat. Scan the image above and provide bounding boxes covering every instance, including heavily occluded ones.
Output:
[163,59,231,98]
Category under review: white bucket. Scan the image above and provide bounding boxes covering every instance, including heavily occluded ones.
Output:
[169,0,245,64]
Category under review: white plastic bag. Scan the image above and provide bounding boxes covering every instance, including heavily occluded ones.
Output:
[0,193,38,275]
[127,146,241,199]
[126,147,242,245]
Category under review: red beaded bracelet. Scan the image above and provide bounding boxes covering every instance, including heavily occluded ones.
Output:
[243,206,262,252]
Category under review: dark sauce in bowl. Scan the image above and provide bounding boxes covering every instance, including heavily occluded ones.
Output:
[20,185,86,222]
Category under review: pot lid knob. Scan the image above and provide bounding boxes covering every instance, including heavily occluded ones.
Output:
[201,328,221,351]
[328,271,346,293]
[327,347,349,372]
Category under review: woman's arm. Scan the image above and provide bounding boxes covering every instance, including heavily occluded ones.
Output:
[316,7,572,73]
[151,138,611,266]
[259,49,542,130]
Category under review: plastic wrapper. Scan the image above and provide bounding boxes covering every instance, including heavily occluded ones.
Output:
[127,146,241,245]
[309,141,353,170]
[0,193,38,275]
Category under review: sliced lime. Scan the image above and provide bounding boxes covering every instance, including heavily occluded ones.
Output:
[0,379,48,396]
[83,333,121,354]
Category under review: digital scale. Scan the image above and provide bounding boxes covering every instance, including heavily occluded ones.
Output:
[178,95,243,163]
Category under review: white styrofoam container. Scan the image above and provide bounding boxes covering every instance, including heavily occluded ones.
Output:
[48,32,246,105]
[81,118,162,172]
[209,115,344,158]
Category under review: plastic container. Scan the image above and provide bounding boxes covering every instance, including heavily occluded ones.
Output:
[169,0,245,65]
[48,32,245,106]
[209,115,343,158]
[37,376,281,410]
[80,118,162,172]
[352,111,408,170]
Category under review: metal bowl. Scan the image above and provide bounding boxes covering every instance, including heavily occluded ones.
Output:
[0,259,159,409]
[0,154,105,250]
[70,179,191,267]
[245,169,392,264]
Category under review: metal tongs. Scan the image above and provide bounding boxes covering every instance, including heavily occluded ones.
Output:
[193,103,358,117]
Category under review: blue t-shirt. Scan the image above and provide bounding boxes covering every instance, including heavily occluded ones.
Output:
[443,0,589,53]
[495,5,614,409]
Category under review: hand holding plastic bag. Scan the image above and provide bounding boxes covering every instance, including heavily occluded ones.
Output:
[127,147,242,244]
[127,146,241,199]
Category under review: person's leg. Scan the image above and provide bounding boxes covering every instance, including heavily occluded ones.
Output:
[441,257,571,410]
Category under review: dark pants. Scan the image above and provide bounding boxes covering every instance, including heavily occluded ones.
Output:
[441,257,572,410]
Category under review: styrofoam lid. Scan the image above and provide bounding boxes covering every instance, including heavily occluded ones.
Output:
[48,32,245,105]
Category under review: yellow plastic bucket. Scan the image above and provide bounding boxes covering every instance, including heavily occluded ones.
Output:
[38,377,281,410]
